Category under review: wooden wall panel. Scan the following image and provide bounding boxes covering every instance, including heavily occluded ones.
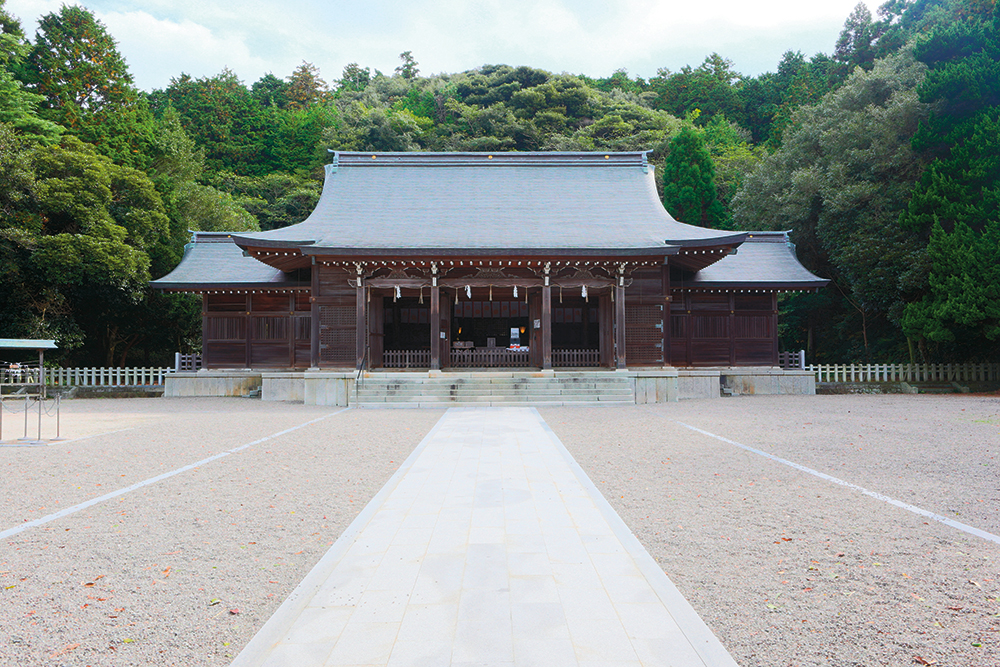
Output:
[250,342,290,367]
[667,290,781,367]
[205,342,247,367]
[318,266,354,298]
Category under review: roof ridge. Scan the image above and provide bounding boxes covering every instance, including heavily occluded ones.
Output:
[331,151,650,168]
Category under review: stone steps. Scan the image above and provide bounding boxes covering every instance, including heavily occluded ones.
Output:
[354,373,635,407]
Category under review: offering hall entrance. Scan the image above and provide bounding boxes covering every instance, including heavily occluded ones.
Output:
[377,288,607,370]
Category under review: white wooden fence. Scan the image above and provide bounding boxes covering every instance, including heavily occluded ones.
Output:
[807,362,1000,383]
[1,367,172,387]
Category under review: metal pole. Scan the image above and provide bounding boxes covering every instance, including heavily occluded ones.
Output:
[56,395,60,439]
[24,396,28,438]
[39,349,46,399]
[37,392,42,441]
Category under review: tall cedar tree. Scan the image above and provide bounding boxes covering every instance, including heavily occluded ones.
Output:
[16,5,153,166]
[900,3,1000,360]
[661,125,726,228]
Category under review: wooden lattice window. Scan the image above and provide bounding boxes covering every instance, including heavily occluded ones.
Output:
[319,305,355,364]
[625,303,663,364]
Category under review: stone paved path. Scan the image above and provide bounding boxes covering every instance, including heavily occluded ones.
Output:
[231,407,739,667]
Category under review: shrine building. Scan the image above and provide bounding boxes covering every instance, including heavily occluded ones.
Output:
[152,151,826,402]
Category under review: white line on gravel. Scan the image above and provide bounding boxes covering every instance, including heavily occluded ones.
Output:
[673,420,1000,547]
[0,408,351,541]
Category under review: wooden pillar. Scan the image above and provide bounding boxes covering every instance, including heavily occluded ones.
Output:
[288,292,296,368]
[599,293,613,367]
[615,283,626,369]
[310,265,320,368]
[356,280,366,370]
[729,292,736,366]
[662,264,671,366]
[202,294,211,370]
[245,293,252,368]
[542,280,552,369]
[772,292,780,365]
[430,280,441,370]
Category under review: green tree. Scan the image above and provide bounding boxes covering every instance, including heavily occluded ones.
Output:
[0,136,174,364]
[251,73,289,108]
[661,124,726,228]
[732,47,931,361]
[834,2,881,72]
[650,54,744,126]
[395,51,419,80]
[150,69,275,175]
[17,5,154,166]
[899,4,1000,360]
[338,63,371,93]
[285,61,328,110]
[702,114,764,213]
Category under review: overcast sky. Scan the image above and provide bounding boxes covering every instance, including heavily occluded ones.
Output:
[7,0,878,91]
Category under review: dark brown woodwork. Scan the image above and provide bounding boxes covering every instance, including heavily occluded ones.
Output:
[615,284,626,369]
[541,283,552,369]
[439,291,451,366]
[201,294,210,369]
[662,265,671,366]
[368,292,384,368]
[313,266,356,368]
[244,293,252,368]
[528,290,542,367]
[310,262,320,367]
[599,294,613,368]
[430,283,441,370]
[356,283,366,369]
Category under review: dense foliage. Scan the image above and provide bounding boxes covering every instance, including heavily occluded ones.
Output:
[0,0,995,365]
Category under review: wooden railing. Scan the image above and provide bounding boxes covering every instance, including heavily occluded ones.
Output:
[808,363,1000,383]
[451,348,530,368]
[0,367,173,387]
[552,349,600,367]
[778,350,805,370]
[383,349,431,369]
[175,352,202,372]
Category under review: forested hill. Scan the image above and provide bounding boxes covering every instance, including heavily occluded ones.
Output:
[0,0,996,367]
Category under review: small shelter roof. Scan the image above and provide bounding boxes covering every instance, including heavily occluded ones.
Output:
[231,151,746,257]
[675,232,828,291]
[150,233,307,290]
[0,339,57,349]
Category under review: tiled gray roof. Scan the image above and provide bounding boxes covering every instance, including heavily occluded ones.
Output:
[151,233,304,289]
[680,232,828,289]
[232,152,745,255]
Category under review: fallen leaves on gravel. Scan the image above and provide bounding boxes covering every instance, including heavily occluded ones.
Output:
[49,643,80,658]
[913,657,937,665]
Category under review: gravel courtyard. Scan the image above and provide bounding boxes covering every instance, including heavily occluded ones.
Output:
[1,393,998,666]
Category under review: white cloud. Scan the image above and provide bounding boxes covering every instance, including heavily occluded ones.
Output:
[6,0,881,89]
[97,10,272,89]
